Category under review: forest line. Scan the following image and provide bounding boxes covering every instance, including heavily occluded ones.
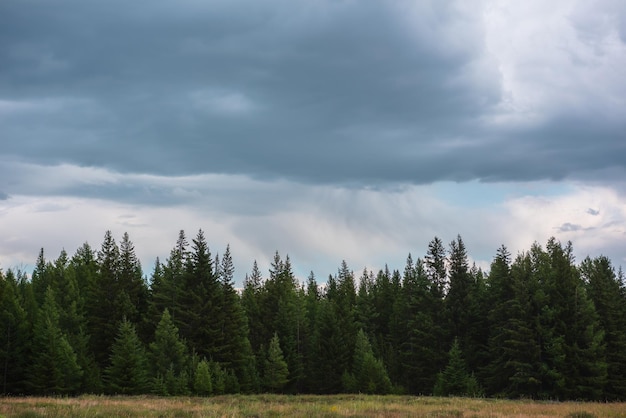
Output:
[1,229,625,400]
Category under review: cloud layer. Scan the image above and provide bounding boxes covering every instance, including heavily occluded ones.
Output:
[2,0,624,187]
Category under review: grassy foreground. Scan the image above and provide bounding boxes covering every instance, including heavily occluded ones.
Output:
[1,394,625,417]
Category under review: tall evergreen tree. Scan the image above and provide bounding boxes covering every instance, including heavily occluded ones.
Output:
[309,299,346,393]
[433,338,480,397]
[29,287,83,395]
[446,235,471,346]
[580,255,626,400]
[263,333,289,393]
[262,253,306,392]
[423,237,449,380]
[88,230,121,368]
[0,269,30,394]
[398,257,441,394]
[345,329,392,394]
[242,260,265,354]
[149,230,188,334]
[53,250,100,393]
[533,239,607,400]
[148,309,190,395]
[217,244,258,393]
[118,232,149,333]
[178,230,222,361]
[105,319,149,395]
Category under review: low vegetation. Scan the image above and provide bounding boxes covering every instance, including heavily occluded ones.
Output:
[1,395,625,418]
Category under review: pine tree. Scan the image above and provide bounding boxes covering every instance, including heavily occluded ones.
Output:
[242,260,265,354]
[194,359,212,395]
[309,299,346,393]
[398,257,441,394]
[433,338,481,397]
[0,268,30,394]
[346,329,392,394]
[264,333,289,393]
[446,235,471,349]
[533,239,607,400]
[178,230,222,360]
[105,319,149,395]
[423,237,450,383]
[149,230,188,336]
[118,232,149,334]
[31,248,51,306]
[262,253,306,392]
[149,309,190,395]
[216,245,257,392]
[580,255,626,400]
[29,287,83,395]
[53,250,100,393]
[88,230,121,368]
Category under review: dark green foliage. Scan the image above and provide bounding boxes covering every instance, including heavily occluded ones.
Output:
[0,269,30,394]
[193,359,212,395]
[149,230,188,334]
[263,333,289,392]
[344,329,392,394]
[2,231,624,400]
[433,338,481,397]
[149,309,190,395]
[28,287,83,395]
[178,230,223,361]
[397,257,441,394]
[308,299,347,393]
[105,319,149,395]
[216,245,258,393]
[580,256,626,400]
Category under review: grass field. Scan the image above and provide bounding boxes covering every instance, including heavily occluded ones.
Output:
[1,394,625,417]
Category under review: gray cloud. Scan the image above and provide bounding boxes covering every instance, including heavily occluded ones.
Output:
[1,0,625,193]
[587,208,600,216]
[558,223,585,232]
[0,191,9,200]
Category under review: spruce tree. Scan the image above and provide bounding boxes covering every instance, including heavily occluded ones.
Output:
[29,287,83,395]
[194,359,212,395]
[178,230,222,360]
[347,329,392,394]
[149,309,190,395]
[445,235,471,351]
[263,333,289,393]
[217,245,258,392]
[424,237,449,382]
[88,230,121,368]
[118,232,149,335]
[105,319,149,395]
[309,299,346,393]
[0,268,30,394]
[242,260,265,354]
[433,338,481,397]
[398,257,441,394]
[580,255,626,400]
[533,239,607,400]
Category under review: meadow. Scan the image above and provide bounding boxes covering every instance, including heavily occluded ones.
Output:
[1,395,625,418]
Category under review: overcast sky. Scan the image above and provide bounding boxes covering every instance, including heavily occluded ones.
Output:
[1,0,625,284]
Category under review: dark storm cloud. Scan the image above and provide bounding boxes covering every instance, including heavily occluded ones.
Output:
[1,0,624,189]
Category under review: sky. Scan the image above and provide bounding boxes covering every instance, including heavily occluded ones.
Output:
[1,0,625,285]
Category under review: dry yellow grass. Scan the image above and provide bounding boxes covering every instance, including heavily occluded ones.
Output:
[0,394,625,417]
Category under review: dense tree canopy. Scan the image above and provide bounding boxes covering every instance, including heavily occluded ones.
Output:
[0,230,624,400]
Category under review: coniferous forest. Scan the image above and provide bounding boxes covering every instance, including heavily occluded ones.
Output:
[1,229,625,400]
